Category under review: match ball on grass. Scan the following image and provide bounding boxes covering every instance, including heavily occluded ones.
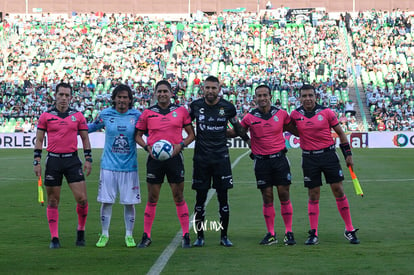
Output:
[151,140,173,161]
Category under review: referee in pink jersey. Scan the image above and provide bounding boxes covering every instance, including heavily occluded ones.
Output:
[240,84,297,246]
[33,83,92,249]
[290,84,360,245]
[135,80,195,248]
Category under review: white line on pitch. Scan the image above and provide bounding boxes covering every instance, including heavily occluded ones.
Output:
[146,150,251,275]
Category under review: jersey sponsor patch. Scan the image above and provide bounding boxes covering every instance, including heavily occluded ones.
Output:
[112,134,131,154]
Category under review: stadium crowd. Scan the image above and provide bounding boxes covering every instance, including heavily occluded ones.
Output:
[0,8,413,133]
[349,9,414,131]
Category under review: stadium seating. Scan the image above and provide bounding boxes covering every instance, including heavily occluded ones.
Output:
[0,10,412,133]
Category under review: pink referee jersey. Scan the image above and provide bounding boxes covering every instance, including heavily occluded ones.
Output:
[290,105,339,151]
[37,108,88,153]
[241,106,290,155]
[136,104,192,146]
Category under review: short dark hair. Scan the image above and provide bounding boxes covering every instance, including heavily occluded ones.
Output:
[204,75,220,84]
[155,80,172,91]
[111,84,133,108]
[55,82,73,95]
[299,84,316,94]
[255,84,271,95]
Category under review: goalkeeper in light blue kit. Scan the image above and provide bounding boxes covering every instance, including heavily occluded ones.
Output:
[88,84,142,248]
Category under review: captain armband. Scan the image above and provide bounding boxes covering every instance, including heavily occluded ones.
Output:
[34,149,42,159]
[339,142,352,159]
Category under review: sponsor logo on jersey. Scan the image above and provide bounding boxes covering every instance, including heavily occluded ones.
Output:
[112,134,130,154]
[207,125,225,131]
[117,125,127,132]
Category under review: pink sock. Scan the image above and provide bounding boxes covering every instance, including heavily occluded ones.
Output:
[280,200,293,233]
[175,201,189,235]
[263,203,275,236]
[144,202,157,238]
[308,200,319,235]
[47,205,59,239]
[336,195,354,232]
[76,203,88,231]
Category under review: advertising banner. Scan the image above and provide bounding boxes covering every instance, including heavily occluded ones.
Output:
[1,131,413,149]
[368,132,414,148]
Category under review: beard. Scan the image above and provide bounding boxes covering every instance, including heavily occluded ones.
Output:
[205,93,218,104]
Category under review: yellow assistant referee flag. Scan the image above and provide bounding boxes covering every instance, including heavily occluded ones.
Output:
[349,167,363,197]
[38,176,44,206]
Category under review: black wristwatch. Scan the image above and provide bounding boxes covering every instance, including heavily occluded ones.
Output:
[33,160,40,166]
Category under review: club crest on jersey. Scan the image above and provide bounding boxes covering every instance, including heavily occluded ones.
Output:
[318,115,323,121]
[273,116,279,122]
[71,116,76,121]
[219,108,225,116]
[172,111,177,118]
[130,118,135,125]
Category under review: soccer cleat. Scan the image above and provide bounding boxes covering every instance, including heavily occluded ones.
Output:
[193,236,205,247]
[284,232,296,246]
[125,235,136,248]
[96,235,109,248]
[181,233,191,248]
[305,229,319,245]
[137,233,152,248]
[259,232,278,245]
[220,236,233,247]
[49,237,61,249]
[76,230,85,247]
[344,228,360,244]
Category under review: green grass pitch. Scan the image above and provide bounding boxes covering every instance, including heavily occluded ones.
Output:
[0,148,413,274]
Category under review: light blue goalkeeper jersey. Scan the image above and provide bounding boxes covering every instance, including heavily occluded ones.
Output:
[88,107,141,172]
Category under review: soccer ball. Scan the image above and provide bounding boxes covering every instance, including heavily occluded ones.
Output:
[151,140,173,161]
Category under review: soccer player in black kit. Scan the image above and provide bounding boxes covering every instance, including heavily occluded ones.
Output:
[189,75,250,247]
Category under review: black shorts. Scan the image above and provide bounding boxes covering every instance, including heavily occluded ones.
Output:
[146,153,184,184]
[192,156,233,191]
[44,153,85,187]
[302,150,344,188]
[254,154,291,189]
